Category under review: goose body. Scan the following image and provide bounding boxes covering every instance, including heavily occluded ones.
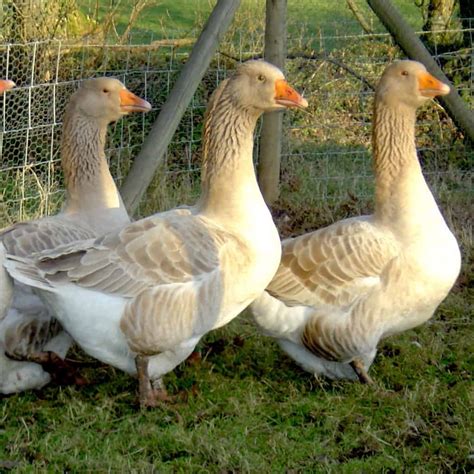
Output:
[5,60,308,406]
[0,78,151,393]
[250,60,461,381]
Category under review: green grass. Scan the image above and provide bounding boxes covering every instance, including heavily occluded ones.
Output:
[2,285,472,471]
[76,0,424,43]
[79,0,215,40]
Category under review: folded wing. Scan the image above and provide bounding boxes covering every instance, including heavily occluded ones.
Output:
[5,212,251,355]
[1,218,95,257]
[267,217,399,308]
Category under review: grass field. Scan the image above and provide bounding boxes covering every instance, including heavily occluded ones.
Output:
[78,0,424,42]
[2,285,472,471]
[1,1,473,472]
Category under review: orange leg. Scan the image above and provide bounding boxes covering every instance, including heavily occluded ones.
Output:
[135,355,174,408]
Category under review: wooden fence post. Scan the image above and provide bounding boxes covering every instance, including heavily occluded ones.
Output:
[257,0,287,206]
[121,0,241,214]
[368,0,474,142]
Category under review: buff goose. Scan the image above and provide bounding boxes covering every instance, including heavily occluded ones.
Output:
[5,60,307,407]
[5,60,308,406]
[250,60,461,383]
[0,77,151,394]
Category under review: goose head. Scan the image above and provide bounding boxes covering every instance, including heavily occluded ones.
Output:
[376,60,450,109]
[0,80,15,92]
[226,60,308,114]
[71,77,152,123]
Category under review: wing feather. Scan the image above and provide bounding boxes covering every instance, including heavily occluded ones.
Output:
[1,218,94,257]
[5,210,253,357]
[267,217,399,307]
[24,212,250,300]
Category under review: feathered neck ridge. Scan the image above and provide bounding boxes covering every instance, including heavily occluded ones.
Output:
[373,98,417,171]
[200,79,260,188]
[61,105,108,189]
[372,97,420,211]
[60,101,122,214]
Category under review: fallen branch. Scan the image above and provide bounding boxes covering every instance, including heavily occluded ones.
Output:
[346,0,374,35]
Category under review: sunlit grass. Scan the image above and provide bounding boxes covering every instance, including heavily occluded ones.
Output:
[2,285,472,471]
[76,0,424,43]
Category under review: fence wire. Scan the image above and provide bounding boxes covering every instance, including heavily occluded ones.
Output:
[0,20,472,225]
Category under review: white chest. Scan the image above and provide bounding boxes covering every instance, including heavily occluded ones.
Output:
[40,287,135,373]
[406,227,461,293]
[243,217,281,293]
[380,227,460,337]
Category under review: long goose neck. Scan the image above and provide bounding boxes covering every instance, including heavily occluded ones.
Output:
[372,99,437,229]
[61,109,124,215]
[198,87,261,222]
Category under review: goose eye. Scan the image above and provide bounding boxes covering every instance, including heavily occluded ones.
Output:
[401,71,409,76]
[257,74,266,82]
[103,88,109,93]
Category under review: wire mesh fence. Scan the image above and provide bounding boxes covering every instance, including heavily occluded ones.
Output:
[0,14,472,225]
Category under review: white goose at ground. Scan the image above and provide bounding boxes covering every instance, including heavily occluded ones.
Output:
[250,60,460,383]
[0,77,151,394]
[4,60,308,407]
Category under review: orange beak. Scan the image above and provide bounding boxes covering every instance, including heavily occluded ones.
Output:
[0,80,15,93]
[274,79,308,109]
[417,71,450,98]
[119,88,152,113]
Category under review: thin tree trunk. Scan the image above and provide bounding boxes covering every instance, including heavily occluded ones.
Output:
[422,0,459,48]
[346,0,373,34]
[424,0,456,32]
